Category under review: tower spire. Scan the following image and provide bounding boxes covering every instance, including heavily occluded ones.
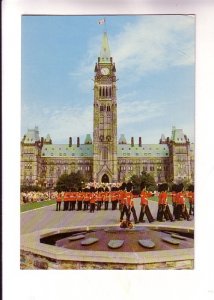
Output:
[100,32,111,63]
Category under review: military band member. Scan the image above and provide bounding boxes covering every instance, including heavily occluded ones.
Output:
[157,183,174,222]
[97,188,103,210]
[56,192,62,211]
[175,183,191,221]
[77,189,83,211]
[83,189,90,210]
[138,184,154,223]
[90,191,96,213]
[186,184,194,216]
[70,189,77,211]
[120,184,130,222]
[63,192,69,211]
[103,188,109,210]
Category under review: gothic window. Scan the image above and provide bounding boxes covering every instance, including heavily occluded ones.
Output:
[99,87,101,97]
[109,87,112,97]
[107,106,111,112]
[100,106,103,112]
[102,147,108,160]
[106,86,108,97]
[106,135,111,142]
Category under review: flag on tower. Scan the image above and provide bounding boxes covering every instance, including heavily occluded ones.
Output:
[98,18,105,25]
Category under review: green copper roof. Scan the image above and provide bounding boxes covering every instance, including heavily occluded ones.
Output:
[100,32,111,63]
[117,144,169,158]
[41,143,169,158]
[41,144,93,158]
[84,134,92,144]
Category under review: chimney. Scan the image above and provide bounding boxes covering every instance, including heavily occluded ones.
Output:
[77,137,80,147]
[139,137,142,147]
[131,137,134,147]
[69,137,72,147]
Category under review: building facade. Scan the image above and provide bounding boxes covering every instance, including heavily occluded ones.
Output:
[21,32,194,188]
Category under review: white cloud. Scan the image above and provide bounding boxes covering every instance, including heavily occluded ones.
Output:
[112,15,195,77]
[21,102,93,143]
[70,15,195,91]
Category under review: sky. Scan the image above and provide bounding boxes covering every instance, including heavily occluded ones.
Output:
[21,15,195,144]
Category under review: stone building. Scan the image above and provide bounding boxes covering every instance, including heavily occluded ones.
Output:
[21,32,194,188]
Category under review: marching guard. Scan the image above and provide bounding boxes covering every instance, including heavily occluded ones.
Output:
[138,183,154,223]
[157,183,174,222]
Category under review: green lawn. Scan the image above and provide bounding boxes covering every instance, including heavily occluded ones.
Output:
[21,199,56,212]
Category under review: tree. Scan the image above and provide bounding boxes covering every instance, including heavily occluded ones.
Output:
[55,171,86,192]
[130,171,156,193]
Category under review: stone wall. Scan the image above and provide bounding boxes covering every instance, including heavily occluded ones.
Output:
[20,250,194,270]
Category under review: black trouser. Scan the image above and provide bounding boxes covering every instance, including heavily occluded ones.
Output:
[71,201,76,210]
[83,201,89,210]
[139,205,154,223]
[63,201,69,211]
[68,201,72,210]
[172,203,176,217]
[112,200,118,210]
[90,203,95,212]
[56,202,61,211]
[120,205,131,222]
[77,201,82,211]
[181,205,190,220]
[189,203,194,216]
[157,204,164,221]
[97,201,102,210]
[164,205,174,221]
[104,201,109,210]
[131,206,138,223]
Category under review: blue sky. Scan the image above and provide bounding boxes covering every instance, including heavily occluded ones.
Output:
[21,15,195,144]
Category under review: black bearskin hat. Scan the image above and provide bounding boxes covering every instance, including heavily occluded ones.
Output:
[120,182,127,191]
[187,184,194,192]
[177,183,184,193]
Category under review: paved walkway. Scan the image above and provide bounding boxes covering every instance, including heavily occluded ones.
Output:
[21,199,194,235]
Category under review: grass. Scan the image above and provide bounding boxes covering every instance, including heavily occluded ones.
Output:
[21,199,56,212]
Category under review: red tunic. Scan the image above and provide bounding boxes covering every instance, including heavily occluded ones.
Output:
[158,192,168,205]
[175,192,185,205]
[140,191,153,205]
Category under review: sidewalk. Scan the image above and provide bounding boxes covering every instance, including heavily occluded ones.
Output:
[21,198,194,235]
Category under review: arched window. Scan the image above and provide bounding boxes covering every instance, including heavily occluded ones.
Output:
[99,87,101,97]
[109,87,112,97]
[106,86,108,97]
[102,147,108,160]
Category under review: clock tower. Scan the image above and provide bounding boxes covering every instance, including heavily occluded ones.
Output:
[93,32,118,183]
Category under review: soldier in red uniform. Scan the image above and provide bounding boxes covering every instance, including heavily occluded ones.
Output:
[175,183,191,221]
[83,189,90,210]
[119,184,130,222]
[138,184,154,223]
[170,184,177,218]
[186,184,194,216]
[76,189,83,211]
[157,183,174,222]
[63,192,69,211]
[89,188,96,213]
[70,189,77,211]
[56,192,62,211]
[95,189,102,210]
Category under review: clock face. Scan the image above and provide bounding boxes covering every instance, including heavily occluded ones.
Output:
[101,67,110,75]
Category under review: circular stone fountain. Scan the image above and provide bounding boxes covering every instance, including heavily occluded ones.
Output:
[20,225,194,270]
